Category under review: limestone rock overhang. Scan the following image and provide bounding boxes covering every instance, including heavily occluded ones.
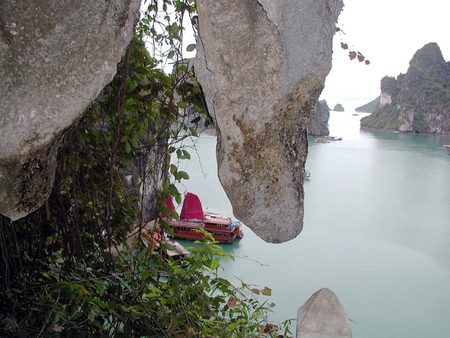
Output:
[0,0,140,220]
[194,0,343,242]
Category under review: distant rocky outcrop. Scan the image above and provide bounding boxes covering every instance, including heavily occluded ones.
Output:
[361,43,450,133]
[308,100,330,136]
[333,103,344,111]
[355,97,379,113]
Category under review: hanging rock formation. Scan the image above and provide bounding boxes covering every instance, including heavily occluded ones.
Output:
[194,0,343,242]
[0,0,140,220]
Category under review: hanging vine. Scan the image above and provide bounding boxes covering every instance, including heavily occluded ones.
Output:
[0,1,293,337]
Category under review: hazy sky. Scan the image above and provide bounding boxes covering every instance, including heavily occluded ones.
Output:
[169,0,450,110]
[321,0,450,110]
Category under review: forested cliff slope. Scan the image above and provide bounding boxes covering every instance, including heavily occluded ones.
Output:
[360,43,450,134]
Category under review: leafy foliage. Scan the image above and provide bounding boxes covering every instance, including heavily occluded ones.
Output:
[380,76,399,97]
[362,43,450,133]
[0,1,292,337]
[360,101,400,130]
[1,229,288,337]
[336,27,370,65]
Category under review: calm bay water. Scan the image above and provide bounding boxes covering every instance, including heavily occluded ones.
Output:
[174,111,450,337]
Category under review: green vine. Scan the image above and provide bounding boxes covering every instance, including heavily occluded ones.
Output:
[0,1,293,337]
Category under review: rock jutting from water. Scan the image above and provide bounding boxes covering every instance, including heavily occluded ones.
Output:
[355,97,379,113]
[360,42,450,133]
[296,288,352,338]
[333,103,345,111]
[194,0,343,243]
[309,100,331,136]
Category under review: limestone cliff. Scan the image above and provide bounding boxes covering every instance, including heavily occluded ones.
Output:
[355,97,379,113]
[0,0,140,220]
[194,0,343,242]
[361,43,450,133]
[333,103,345,111]
[308,100,330,136]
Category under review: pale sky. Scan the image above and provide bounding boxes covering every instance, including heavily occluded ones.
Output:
[321,0,450,110]
[163,0,450,111]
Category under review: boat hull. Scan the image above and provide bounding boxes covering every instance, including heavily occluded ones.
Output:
[169,219,243,244]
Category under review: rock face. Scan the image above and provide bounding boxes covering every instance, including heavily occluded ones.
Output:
[194,0,343,243]
[0,0,140,220]
[296,288,352,338]
[333,103,344,111]
[361,43,450,133]
[309,100,330,136]
[355,97,379,113]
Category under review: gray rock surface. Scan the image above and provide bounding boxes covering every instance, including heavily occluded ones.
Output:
[309,100,330,136]
[296,288,352,338]
[0,0,140,220]
[355,97,379,113]
[333,103,345,112]
[194,0,342,242]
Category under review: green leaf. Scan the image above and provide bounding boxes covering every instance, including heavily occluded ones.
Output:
[189,127,198,137]
[177,101,189,109]
[95,281,107,297]
[349,51,357,60]
[182,149,191,160]
[178,171,189,180]
[125,141,132,154]
[186,43,196,52]
[210,258,219,270]
[193,105,203,113]
[130,135,139,148]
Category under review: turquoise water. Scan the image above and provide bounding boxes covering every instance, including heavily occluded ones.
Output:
[174,111,450,337]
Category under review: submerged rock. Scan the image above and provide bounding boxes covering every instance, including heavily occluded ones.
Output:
[0,0,140,220]
[194,0,343,242]
[297,288,352,338]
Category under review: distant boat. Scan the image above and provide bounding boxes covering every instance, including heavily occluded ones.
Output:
[163,240,190,260]
[314,136,342,143]
[327,136,343,141]
[352,113,359,116]
[437,145,450,154]
[314,137,330,143]
[305,170,310,179]
[168,192,244,243]
[142,224,190,262]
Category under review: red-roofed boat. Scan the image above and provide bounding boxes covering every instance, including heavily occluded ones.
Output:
[168,192,244,243]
